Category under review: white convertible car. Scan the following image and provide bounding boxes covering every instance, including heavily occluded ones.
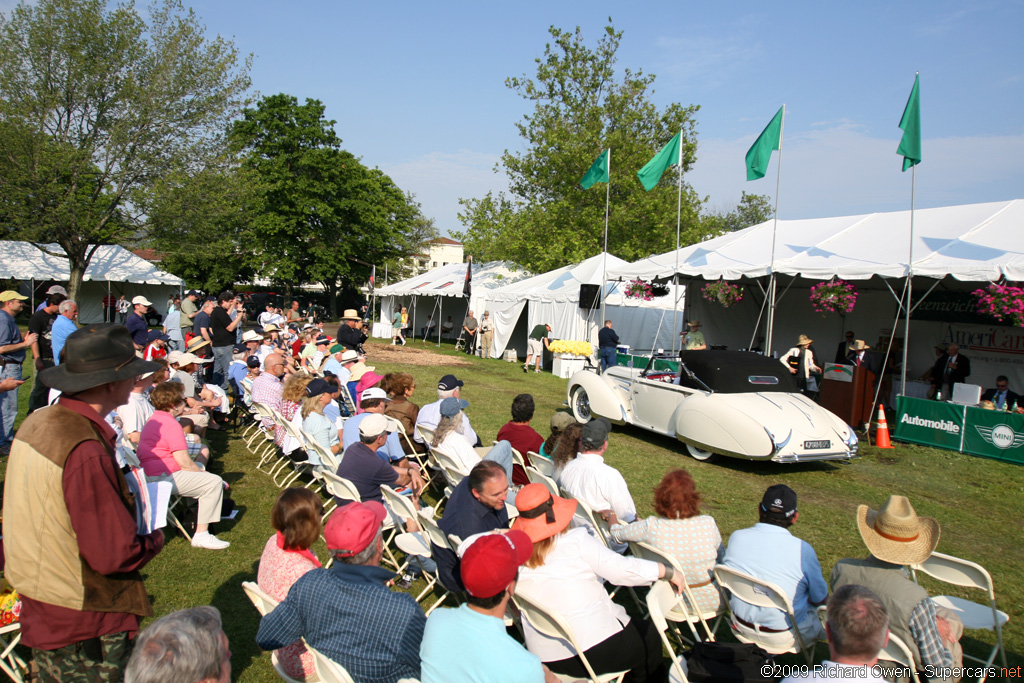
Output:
[567,350,859,463]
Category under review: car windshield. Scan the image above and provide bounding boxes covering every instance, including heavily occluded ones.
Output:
[677,350,797,393]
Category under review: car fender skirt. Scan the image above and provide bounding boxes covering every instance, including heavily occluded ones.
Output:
[672,396,774,459]
[567,371,628,425]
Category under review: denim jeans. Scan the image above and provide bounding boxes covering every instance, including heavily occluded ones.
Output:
[600,347,618,372]
[482,440,514,489]
[1,363,24,448]
[212,345,233,391]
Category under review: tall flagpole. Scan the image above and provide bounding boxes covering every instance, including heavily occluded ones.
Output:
[672,130,683,353]
[599,149,611,328]
[901,164,916,395]
[765,105,785,357]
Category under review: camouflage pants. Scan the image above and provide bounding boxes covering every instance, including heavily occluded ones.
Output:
[34,631,133,683]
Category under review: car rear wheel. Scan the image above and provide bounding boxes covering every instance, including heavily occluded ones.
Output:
[686,443,717,462]
[571,386,592,423]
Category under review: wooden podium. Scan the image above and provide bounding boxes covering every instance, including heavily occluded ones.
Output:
[820,364,876,426]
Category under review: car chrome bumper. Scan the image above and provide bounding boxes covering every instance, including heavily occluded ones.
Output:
[771,449,860,463]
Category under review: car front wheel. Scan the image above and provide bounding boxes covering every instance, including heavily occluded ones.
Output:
[571,386,592,423]
[685,443,717,462]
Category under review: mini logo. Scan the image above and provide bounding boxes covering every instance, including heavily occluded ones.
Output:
[773,498,782,507]
[976,424,1024,450]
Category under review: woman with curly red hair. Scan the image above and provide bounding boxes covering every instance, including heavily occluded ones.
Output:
[606,469,725,614]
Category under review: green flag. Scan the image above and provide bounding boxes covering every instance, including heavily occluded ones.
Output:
[745,106,784,181]
[897,74,921,172]
[581,149,610,189]
[637,132,681,191]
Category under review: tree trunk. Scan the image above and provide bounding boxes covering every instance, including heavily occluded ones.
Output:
[67,258,86,303]
[324,281,338,320]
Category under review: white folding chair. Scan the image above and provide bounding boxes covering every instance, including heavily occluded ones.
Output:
[338,385,358,417]
[512,588,629,682]
[527,451,554,477]
[646,580,690,683]
[495,441,527,470]
[270,408,317,488]
[0,623,29,683]
[241,582,307,683]
[911,551,1009,676]
[380,486,449,604]
[713,564,819,664]
[570,496,614,550]
[524,465,560,498]
[304,640,356,683]
[877,630,922,683]
[413,509,457,615]
[429,445,471,489]
[630,541,722,643]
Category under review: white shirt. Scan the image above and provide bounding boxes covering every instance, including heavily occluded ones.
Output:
[415,399,478,445]
[116,392,155,439]
[780,660,887,682]
[516,528,659,662]
[559,452,637,524]
[435,430,482,473]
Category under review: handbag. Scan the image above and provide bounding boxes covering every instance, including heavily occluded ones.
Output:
[684,641,778,683]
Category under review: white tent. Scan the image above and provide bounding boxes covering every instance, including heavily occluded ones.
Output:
[608,199,1024,392]
[0,242,182,323]
[377,261,531,341]
[479,253,684,359]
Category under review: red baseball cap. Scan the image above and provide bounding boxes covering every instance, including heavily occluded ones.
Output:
[459,530,533,598]
[323,501,387,557]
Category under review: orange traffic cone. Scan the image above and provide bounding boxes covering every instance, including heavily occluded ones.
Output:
[875,404,893,449]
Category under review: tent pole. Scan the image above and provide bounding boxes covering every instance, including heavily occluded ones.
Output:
[30,278,34,313]
[765,104,785,358]
[599,150,611,329]
[901,164,916,397]
[671,130,682,354]
[437,296,442,347]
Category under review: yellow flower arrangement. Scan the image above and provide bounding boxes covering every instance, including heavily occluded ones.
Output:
[548,340,594,357]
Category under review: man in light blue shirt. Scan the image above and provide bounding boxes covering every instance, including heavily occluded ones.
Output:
[51,300,79,365]
[322,345,357,384]
[342,387,405,462]
[421,530,551,683]
[723,484,828,648]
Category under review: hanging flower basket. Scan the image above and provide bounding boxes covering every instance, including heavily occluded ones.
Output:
[649,283,670,298]
[809,278,858,314]
[701,280,744,308]
[623,278,653,301]
[972,283,1024,327]
[548,340,594,357]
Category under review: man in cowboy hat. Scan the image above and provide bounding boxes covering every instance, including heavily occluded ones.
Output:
[830,496,962,674]
[681,319,707,350]
[2,325,165,679]
[336,309,367,353]
[846,339,882,377]
[420,530,557,683]
[723,484,829,648]
[257,501,426,682]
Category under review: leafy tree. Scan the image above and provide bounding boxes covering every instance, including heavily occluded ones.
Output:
[230,94,427,317]
[0,0,251,299]
[456,21,705,272]
[702,192,774,233]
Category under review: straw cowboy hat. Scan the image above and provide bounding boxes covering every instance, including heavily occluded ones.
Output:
[848,339,871,352]
[688,320,701,328]
[857,495,939,565]
[341,309,361,321]
[512,483,577,543]
[40,325,160,394]
[796,334,813,347]
[262,323,281,332]
[186,336,210,353]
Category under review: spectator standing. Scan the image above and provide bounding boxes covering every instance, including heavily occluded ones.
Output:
[285,300,303,325]
[116,294,130,324]
[780,334,822,394]
[102,292,117,323]
[682,320,707,350]
[597,320,620,372]
[462,310,479,355]
[479,311,494,358]
[523,323,551,373]
[192,298,215,348]
[34,284,67,312]
[126,295,153,351]
[392,308,405,346]
[929,342,970,400]
[3,325,163,680]
[835,330,856,364]
[0,291,38,454]
[723,484,828,648]
[162,304,183,352]
[26,293,64,414]
[211,291,244,390]
[335,309,367,352]
[51,300,78,365]
[165,293,176,314]
[257,488,323,681]
[178,290,201,338]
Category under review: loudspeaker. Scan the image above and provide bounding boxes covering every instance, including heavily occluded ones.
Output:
[579,284,600,310]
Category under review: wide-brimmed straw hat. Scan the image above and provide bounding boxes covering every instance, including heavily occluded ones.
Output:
[263,323,281,332]
[349,363,376,383]
[848,339,871,352]
[512,483,577,543]
[688,320,701,328]
[797,334,813,347]
[186,336,209,353]
[857,495,939,565]
[40,325,159,394]
[341,309,361,321]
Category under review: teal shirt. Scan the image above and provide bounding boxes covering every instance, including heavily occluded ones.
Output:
[421,603,544,683]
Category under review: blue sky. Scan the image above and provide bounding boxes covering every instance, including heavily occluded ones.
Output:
[11,0,1022,236]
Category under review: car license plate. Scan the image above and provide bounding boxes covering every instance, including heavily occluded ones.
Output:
[803,439,830,449]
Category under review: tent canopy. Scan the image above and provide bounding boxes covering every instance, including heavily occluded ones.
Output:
[377,260,530,298]
[611,199,1024,283]
[0,242,183,285]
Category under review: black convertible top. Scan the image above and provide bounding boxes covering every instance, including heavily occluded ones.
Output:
[676,350,798,394]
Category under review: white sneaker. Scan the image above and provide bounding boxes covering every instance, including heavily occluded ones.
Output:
[191,532,230,550]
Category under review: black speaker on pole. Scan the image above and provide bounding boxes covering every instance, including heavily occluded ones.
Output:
[579,284,601,310]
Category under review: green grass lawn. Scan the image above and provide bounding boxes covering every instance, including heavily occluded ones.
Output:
[6,337,1024,681]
